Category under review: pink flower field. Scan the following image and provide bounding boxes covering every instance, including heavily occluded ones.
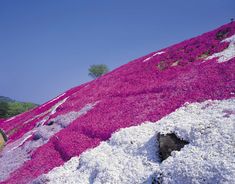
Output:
[0,22,235,184]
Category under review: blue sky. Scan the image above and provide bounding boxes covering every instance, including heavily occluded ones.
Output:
[0,0,234,104]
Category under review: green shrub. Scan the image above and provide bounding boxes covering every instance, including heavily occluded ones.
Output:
[88,64,109,79]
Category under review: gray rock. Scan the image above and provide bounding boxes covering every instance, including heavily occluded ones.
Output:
[0,129,8,142]
[158,133,189,162]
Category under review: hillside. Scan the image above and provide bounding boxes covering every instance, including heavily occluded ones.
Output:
[0,96,38,118]
[0,22,235,184]
[0,96,14,103]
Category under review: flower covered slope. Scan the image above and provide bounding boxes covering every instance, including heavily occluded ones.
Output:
[35,98,235,184]
[0,22,235,184]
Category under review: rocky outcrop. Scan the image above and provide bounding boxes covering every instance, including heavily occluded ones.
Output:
[158,133,189,162]
[0,129,8,150]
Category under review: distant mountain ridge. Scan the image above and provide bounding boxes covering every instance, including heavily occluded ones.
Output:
[0,96,38,104]
[0,96,38,118]
[0,96,14,103]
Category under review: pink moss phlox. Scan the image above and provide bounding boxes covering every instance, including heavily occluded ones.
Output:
[1,22,235,184]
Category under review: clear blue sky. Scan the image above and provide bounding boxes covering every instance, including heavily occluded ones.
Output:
[0,0,234,104]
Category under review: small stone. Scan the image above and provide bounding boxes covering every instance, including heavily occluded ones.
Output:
[33,132,42,140]
[47,121,55,126]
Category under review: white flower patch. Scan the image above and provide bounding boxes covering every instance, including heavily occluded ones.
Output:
[206,34,235,63]
[5,116,16,122]
[39,93,67,109]
[50,97,69,115]
[0,102,99,182]
[0,147,30,182]
[143,51,165,62]
[36,98,235,184]
[21,96,69,127]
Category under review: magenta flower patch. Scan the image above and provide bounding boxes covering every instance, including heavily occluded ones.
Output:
[0,22,235,184]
